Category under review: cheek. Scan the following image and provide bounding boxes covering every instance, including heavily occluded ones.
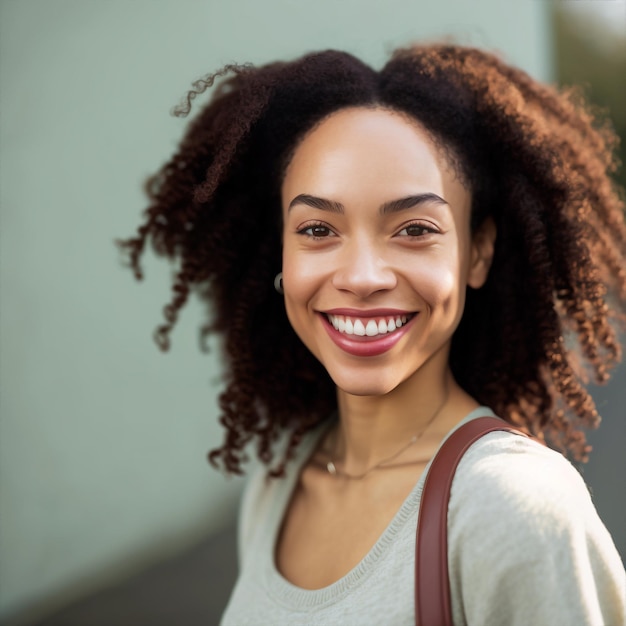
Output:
[281,249,321,338]
[283,295,300,340]
[410,252,461,304]
[282,286,321,359]
[283,258,321,290]
[283,273,318,329]
[281,237,334,301]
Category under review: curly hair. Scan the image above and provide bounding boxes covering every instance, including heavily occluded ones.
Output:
[118,43,626,476]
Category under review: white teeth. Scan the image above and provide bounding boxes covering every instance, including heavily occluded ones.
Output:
[353,320,366,336]
[327,314,413,338]
[365,320,378,336]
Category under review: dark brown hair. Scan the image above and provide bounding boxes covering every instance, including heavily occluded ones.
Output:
[119,43,626,475]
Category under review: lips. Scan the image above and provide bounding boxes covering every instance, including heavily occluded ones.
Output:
[320,309,417,357]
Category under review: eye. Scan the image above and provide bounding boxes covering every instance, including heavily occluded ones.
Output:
[297,222,336,239]
[396,222,438,238]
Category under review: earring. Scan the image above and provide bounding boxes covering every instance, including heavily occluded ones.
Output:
[274,272,284,294]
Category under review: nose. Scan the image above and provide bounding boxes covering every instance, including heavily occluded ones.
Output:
[331,239,397,297]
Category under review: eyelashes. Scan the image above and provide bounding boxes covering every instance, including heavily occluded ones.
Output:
[295,220,439,241]
[296,221,336,240]
[396,223,439,237]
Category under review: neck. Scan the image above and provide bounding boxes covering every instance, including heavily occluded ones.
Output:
[331,366,478,476]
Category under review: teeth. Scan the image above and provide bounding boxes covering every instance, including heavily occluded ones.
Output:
[326,314,413,337]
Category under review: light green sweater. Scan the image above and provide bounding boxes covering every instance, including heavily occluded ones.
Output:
[221,408,626,625]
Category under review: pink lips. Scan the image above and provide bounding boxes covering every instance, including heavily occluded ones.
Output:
[320,309,417,357]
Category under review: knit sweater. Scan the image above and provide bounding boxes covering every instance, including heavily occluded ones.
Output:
[221,408,626,625]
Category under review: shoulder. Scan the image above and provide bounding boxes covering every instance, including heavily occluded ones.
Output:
[447,429,626,626]
[451,429,591,520]
[448,429,609,560]
[237,427,322,565]
[237,458,286,566]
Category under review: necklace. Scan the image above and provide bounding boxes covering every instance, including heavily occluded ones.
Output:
[326,382,450,480]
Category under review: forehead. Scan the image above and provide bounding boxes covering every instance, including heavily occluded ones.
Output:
[281,107,469,211]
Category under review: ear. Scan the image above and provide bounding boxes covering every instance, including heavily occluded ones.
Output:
[467,216,496,289]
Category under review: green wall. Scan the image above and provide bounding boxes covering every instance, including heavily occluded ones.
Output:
[0,0,556,621]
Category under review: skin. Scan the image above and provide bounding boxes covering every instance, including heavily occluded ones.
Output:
[276,107,496,589]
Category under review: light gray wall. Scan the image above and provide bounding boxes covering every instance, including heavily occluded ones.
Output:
[3,0,621,623]
[583,368,626,563]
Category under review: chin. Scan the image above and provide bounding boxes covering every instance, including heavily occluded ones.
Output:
[329,371,401,398]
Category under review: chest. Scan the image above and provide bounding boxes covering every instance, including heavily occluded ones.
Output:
[275,463,427,589]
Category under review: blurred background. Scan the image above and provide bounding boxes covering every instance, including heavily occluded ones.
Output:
[1,1,624,624]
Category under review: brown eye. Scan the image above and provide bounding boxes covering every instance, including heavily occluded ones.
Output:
[406,225,427,237]
[298,223,336,238]
[398,225,426,237]
[310,225,331,237]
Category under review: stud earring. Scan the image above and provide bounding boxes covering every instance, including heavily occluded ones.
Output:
[274,272,284,294]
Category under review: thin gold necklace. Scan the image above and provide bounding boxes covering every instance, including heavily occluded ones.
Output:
[326,382,450,480]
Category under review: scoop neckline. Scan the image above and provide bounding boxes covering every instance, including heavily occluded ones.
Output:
[263,406,496,610]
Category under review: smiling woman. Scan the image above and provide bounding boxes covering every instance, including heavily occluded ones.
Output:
[119,44,626,625]
[281,108,493,397]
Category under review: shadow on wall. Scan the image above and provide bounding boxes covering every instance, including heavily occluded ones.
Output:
[23,524,238,626]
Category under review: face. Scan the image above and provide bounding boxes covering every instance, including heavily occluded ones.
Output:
[280,107,494,397]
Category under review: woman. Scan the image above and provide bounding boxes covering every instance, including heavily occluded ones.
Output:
[120,44,626,624]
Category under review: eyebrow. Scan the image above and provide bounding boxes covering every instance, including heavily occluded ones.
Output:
[288,194,344,214]
[287,193,448,214]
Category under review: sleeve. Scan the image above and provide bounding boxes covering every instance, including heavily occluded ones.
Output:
[447,432,626,626]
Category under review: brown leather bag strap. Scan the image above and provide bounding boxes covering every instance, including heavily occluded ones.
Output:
[415,417,527,626]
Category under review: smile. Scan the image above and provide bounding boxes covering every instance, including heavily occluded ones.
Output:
[325,314,414,337]
[320,310,417,357]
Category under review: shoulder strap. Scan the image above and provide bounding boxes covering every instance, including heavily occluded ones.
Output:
[415,416,527,626]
